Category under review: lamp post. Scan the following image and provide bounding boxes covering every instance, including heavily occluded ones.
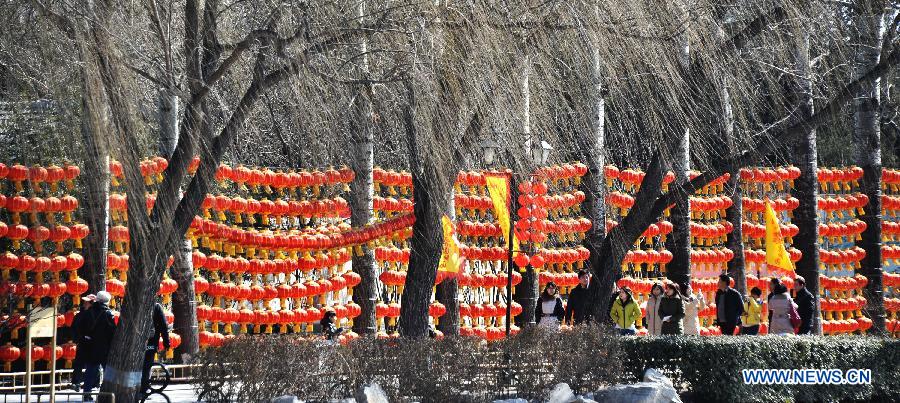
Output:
[481,135,551,336]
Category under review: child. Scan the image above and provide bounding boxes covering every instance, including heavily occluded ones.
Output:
[741,287,763,335]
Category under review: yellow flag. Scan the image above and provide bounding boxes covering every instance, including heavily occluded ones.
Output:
[484,173,519,253]
[764,200,794,272]
[438,215,463,273]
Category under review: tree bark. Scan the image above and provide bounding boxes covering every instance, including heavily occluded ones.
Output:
[350,0,378,335]
[789,35,822,335]
[157,90,179,157]
[171,239,198,361]
[398,80,446,338]
[720,85,745,293]
[78,87,110,294]
[349,85,378,334]
[583,47,610,322]
[853,1,887,335]
[667,5,692,287]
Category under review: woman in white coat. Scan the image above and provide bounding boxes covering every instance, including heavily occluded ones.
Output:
[644,283,664,336]
[680,283,706,335]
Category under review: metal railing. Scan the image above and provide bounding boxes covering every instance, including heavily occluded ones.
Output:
[0,392,115,403]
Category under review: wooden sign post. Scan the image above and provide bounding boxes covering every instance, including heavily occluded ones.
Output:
[25,306,58,403]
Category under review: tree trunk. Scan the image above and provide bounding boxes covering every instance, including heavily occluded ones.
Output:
[789,35,822,335]
[78,96,110,294]
[725,173,746,294]
[720,85,745,294]
[171,239,197,361]
[158,90,179,157]
[398,81,446,339]
[349,87,377,334]
[853,1,887,335]
[583,47,610,322]
[156,88,198,361]
[667,10,692,287]
[436,196,459,335]
[349,0,378,334]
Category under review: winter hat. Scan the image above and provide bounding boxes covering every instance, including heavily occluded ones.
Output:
[95,291,112,304]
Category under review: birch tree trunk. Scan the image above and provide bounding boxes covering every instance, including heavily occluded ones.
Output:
[789,34,822,335]
[852,1,887,335]
[349,90,377,334]
[584,47,611,322]
[666,6,692,287]
[349,0,378,336]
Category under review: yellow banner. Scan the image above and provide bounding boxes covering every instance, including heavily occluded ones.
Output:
[764,200,795,272]
[438,215,464,273]
[485,173,519,254]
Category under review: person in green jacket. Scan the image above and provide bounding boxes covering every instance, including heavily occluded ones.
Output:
[658,283,685,335]
[610,287,641,335]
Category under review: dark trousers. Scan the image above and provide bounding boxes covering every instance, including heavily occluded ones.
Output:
[618,328,636,336]
[140,348,157,393]
[798,321,812,335]
[741,325,760,335]
[72,358,84,385]
[82,363,103,394]
[719,322,738,336]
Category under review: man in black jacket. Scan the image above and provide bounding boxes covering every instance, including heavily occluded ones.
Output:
[714,274,744,336]
[140,301,171,397]
[793,276,816,335]
[70,294,95,389]
[80,291,116,401]
[564,270,593,325]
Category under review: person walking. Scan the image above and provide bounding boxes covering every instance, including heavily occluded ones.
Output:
[768,278,797,335]
[645,283,664,336]
[680,283,706,335]
[70,294,96,389]
[139,301,170,398]
[714,274,744,336]
[564,270,593,325]
[793,276,815,335]
[535,282,565,330]
[80,291,116,401]
[741,287,763,335]
[658,283,685,335]
[610,287,641,335]
[320,309,345,341]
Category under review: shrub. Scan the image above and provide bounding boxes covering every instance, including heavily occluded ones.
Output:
[618,336,900,403]
[192,330,898,402]
[192,326,623,402]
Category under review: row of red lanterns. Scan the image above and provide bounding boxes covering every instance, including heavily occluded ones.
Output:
[740,222,799,240]
[2,224,90,252]
[819,247,866,267]
[188,214,414,254]
[816,167,864,191]
[738,166,801,188]
[532,163,589,184]
[197,303,360,325]
[192,250,351,274]
[816,194,869,215]
[0,163,80,192]
[201,273,361,302]
[0,195,80,224]
[458,302,523,318]
[0,252,85,273]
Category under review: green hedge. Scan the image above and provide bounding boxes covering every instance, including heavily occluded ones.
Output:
[619,336,900,403]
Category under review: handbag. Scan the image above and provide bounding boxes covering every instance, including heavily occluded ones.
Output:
[788,301,802,329]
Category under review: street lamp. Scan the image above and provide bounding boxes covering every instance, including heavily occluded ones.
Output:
[479,138,501,166]
[524,136,553,166]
